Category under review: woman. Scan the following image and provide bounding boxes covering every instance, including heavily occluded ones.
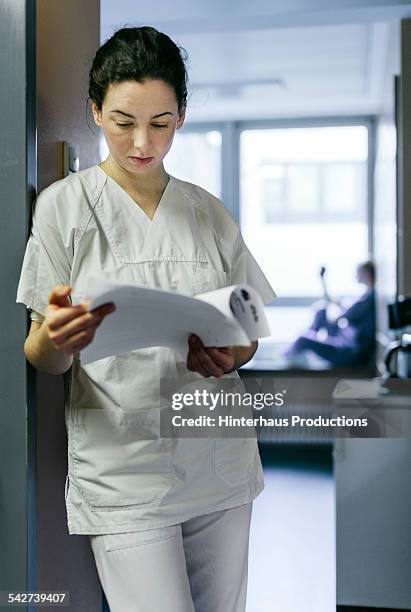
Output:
[284,262,376,367]
[16,26,276,612]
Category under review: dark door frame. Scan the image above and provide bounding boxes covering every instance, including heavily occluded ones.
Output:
[0,0,37,609]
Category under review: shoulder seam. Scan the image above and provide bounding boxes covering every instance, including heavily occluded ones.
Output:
[74,174,107,248]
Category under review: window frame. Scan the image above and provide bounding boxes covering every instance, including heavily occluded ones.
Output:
[181,115,376,308]
[166,123,224,199]
[259,160,367,224]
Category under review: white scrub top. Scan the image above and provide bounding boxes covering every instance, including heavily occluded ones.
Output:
[16,164,276,535]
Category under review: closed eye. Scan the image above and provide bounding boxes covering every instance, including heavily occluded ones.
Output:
[115,122,168,128]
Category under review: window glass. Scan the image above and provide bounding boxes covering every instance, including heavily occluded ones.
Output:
[240,126,368,301]
[100,130,222,199]
[165,130,222,198]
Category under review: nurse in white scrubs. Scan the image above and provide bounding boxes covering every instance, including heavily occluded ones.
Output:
[16,26,276,612]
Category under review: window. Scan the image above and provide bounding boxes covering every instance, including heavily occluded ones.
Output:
[261,161,365,224]
[165,130,222,198]
[99,129,222,199]
[240,126,369,314]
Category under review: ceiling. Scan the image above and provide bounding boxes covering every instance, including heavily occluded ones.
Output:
[101,0,411,122]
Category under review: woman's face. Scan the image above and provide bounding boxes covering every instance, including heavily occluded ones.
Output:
[91,79,185,175]
[356,265,370,285]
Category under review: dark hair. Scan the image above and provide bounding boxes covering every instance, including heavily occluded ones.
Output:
[358,260,376,283]
[88,26,189,113]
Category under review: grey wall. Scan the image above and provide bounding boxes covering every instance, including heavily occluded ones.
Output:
[335,438,411,609]
[0,0,36,602]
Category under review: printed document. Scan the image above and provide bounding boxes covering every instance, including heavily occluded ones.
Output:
[80,277,271,364]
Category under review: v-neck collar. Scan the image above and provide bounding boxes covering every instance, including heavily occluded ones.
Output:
[95,164,173,224]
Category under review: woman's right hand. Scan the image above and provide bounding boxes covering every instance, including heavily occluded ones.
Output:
[45,284,116,356]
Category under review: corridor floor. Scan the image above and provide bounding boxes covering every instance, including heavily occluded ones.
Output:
[247,443,335,612]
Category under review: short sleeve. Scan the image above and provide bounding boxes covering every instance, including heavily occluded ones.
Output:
[16,190,72,317]
[230,231,276,305]
[30,309,46,323]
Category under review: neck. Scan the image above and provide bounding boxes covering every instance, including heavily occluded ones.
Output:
[101,156,169,196]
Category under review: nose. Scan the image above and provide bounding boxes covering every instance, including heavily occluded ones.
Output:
[132,127,150,154]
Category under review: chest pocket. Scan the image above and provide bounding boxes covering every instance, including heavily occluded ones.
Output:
[147,261,229,296]
[193,264,229,295]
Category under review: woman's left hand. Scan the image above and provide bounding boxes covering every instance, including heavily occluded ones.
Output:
[186,334,235,378]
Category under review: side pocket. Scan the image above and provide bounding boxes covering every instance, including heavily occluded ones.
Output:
[71,406,173,509]
[114,348,160,411]
[65,474,69,502]
[193,264,259,487]
[214,437,260,487]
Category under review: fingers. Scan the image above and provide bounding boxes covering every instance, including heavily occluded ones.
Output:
[49,314,98,348]
[46,303,89,330]
[57,328,96,354]
[47,300,115,330]
[204,346,235,371]
[46,299,116,356]
[51,319,100,354]
[187,335,226,377]
[48,303,116,347]
[48,285,72,307]
[187,345,211,377]
[45,285,116,357]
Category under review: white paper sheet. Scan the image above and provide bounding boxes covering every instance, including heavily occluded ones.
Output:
[80,277,271,365]
[332,378,383,399]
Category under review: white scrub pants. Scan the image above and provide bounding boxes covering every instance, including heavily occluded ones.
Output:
[89,502,253,612]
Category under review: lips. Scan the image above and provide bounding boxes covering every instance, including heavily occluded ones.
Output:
[128,156,154,166]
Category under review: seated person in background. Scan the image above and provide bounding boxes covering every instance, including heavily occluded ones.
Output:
[284,260,376,368]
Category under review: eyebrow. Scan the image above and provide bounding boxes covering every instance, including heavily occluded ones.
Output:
[109,110,174,119]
